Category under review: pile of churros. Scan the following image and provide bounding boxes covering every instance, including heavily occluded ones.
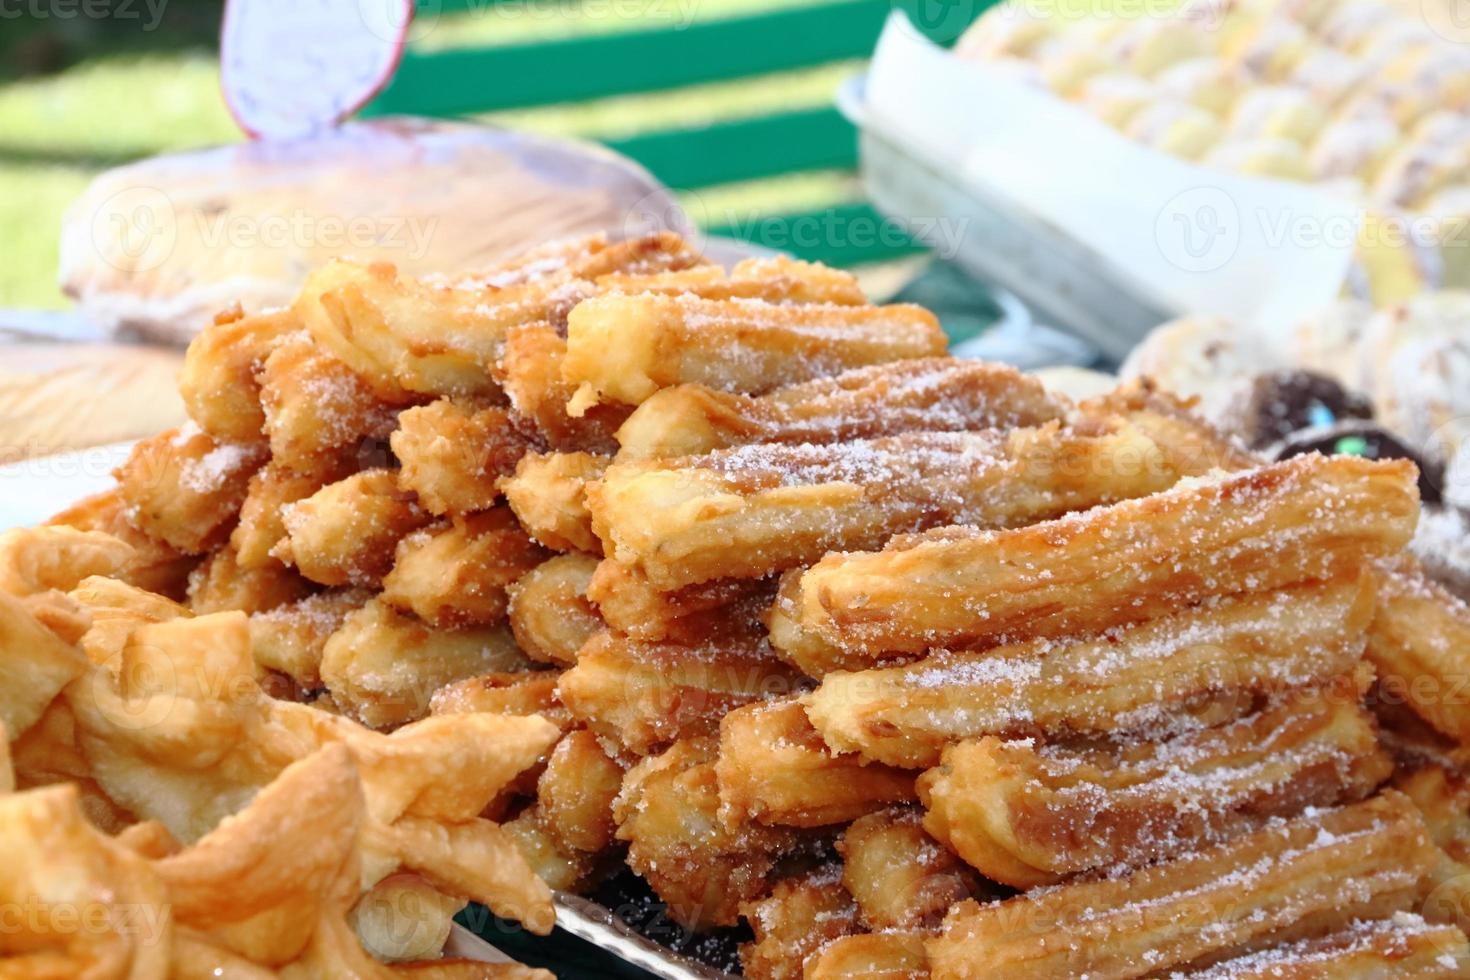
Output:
[4,231,1470,978]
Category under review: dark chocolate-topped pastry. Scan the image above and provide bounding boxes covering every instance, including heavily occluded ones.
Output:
[1269,419,1445,505]
[1232,369,1374,450]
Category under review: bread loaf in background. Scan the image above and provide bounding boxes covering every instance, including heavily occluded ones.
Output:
[60,118,688,345]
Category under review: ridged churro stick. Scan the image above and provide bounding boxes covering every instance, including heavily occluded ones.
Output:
[586,560,776,645]
[918,686,1393,887]
[1175,917,1470,978]
[1367,555,1470,746]
[926,792,1440,979]
[558,628,803,754]
[298,234,701,401]
[562,293,946,415]
[596,254,868,306]
[591,419,1195,591]
[715,699,916,830]
[779,454,1418,659]
[803,574,1377,768]
[613,358,1068,459]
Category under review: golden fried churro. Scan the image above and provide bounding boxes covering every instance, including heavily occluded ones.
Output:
[500,451,607,554]
[614,737,802,929]
[613,358,1067,459]
[114,424,267,555]
[804,574,1377,767]
[295,260,587,403]
[177,306,298,443]
[739,865,860,980]
[499,321,628,456]
[185,543,312,614]
[1368,556,1470,746]
[256,331,402,468]
[839,807,978,930]
[507,553,602,666]
[562,293,945,415]
[299,234,702,403]
[927,792,1439,979]
[599,254,867,307]
[503,804,595,892]
[918,687,1393,887]
[804,931,930,980]
[592,420,1192,590]
[381,510,545,628]
[320,598,530,729]
[781,455,1418,659]
[248,588,370,689]
[1074,380,1257,474]
[1176,916,1470,978]
[391,400,538,517]
[558,628,803,754]
[273,469,431,588]
[715,699,916,829]
[537,728,627,854]
[468,231,704,287]
[1395,766,1470,932]
[230,457,355,569]
[429,670,569,730]
[587,560,775,645]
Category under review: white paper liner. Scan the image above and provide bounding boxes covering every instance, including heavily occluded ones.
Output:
[865,13,1361,335]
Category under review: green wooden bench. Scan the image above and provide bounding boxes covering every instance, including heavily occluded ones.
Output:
[362,0,992,267]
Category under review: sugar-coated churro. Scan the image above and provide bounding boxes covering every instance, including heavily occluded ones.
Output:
[927,792,1439,979]
[592,418,1197,590]
[1368,556,1470,746]
[559,627,803,753]
[778,454,1417,659]
[715,699,915,829]
[918,686,1393,887]
[803,574,1377,767]
[563,293,945,415]
[613,358,1067,460]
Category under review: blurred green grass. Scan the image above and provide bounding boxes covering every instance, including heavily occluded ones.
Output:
[0,0,862,310]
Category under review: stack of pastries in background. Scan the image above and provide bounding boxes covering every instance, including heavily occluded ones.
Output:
[4,231,1470,977]
[957,0,1470,301]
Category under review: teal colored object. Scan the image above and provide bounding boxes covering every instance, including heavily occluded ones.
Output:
[361,0,999,266]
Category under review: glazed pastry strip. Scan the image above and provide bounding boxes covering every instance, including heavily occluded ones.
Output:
[917,687,1394,887]
[779,454,1419,658]
[804,573,1376,768]
[591,418,1197,590]
[926,792,1440,980]
[613,358,1067,460]
[562,292,946,413]
[715,699,916,830]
